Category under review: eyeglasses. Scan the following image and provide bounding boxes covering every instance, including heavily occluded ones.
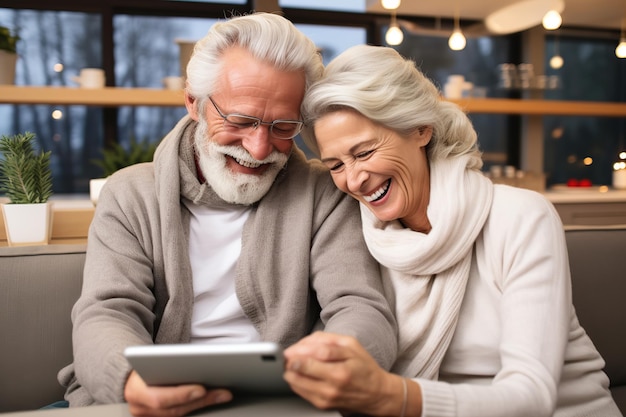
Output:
[208,96,303,140]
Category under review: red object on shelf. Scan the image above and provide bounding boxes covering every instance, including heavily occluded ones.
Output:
[567,179,579,187]
[579,179,593,187]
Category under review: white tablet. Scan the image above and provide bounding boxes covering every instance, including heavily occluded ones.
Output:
[124,342,292,395]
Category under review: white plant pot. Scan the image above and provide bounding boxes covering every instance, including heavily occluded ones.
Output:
[0,50,18,85]
[89,177,108,206]
[1,202,53,246]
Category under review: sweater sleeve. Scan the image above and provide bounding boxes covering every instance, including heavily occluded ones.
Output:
[69,166,162,404]
[417,186,572,417]
[311,179,398,370]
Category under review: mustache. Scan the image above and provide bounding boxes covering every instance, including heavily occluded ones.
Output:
[214,143,289,166]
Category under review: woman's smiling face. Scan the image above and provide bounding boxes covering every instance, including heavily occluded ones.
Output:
[315,109,432,231]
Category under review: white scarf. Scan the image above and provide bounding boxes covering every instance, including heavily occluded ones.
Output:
[360,155,493,379]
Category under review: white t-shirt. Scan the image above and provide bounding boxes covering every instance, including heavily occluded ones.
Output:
[184,199,261,344]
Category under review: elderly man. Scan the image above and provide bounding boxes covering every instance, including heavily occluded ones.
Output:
[58,12,396,417]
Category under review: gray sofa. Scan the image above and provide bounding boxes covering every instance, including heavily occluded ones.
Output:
[0,244,86,412]
[1,227,625,413]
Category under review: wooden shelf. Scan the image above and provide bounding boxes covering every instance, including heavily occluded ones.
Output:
[448,98,626,117]
[1,86,625,116]
[0,85,185,107]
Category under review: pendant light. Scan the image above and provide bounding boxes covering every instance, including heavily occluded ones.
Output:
[448,7,466,51]
[542,10,562,30]
[550,32,564,69]
[385,11,404,46]
[381,0,401,10]
[382,0,403,46]
[617,18,626,59]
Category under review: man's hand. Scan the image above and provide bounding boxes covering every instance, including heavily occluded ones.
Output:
[124,370,233,417]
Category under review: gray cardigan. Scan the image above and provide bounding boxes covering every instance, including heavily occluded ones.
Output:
[59,116,397,406]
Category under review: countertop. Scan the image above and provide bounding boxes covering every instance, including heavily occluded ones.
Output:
[542,187,626,204]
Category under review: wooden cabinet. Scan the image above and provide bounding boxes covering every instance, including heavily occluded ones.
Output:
[552,202,626,226]
[544,190,626,226]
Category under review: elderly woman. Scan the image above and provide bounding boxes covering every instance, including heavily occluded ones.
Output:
[283,44,621,417]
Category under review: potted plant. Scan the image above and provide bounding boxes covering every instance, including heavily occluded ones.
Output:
[89,136,158,205]
[0,132,53,246]
[0,25,19,85]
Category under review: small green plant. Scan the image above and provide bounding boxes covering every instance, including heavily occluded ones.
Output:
[0,132,53,204]
[92,136,158,177]
[0,25,19,54]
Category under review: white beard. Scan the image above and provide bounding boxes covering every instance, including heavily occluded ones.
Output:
[193,116,290,205]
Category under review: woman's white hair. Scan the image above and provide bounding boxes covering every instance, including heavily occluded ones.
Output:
[301,44,482,170]
[186,12,323,114]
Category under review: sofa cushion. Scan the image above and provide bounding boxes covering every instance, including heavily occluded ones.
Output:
[565,226,626,414]
[0,244,86,412]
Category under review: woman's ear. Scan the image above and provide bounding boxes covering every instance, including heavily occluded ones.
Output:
[185,92,200,121]
[415,126,433,147]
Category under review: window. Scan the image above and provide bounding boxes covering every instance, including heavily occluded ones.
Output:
[0,6,367,193]
[2,2,623,195]
[0,9,103,193]
[391,30,517,171]
[543,35,626,186]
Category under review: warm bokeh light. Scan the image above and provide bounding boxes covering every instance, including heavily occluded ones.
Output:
[549,55,563,69]
[614,161,626,171]
[616,40,626,58]
[53,63,64,72]
[385,24,404,45]
[619,151,626,159]
[583,157,593,166]
[51,110,63,120]
[542,10,562,30]
[381,0,401,10]
[448,30,466,51]
[551,126,564,139]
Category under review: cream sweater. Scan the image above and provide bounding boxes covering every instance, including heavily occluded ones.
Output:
[414,185,619,417]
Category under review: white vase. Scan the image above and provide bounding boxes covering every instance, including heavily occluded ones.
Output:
[1,202,53,246]
[175,39,196,81]
[613,169,626,190]
[0,50,18,85]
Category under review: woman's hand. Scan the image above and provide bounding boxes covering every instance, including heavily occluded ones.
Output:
[284,332,405,417]
[124,370,233,417]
